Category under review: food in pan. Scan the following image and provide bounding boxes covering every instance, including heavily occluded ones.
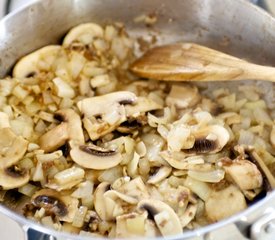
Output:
[0,22,274,238]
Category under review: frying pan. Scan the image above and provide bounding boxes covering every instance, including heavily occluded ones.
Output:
[0,0,275,239]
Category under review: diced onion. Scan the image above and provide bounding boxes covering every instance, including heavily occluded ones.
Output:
[71,181,94,199]
[188,169,225,183]
[18,183,37,197]
[184,176,211,201]
[36,151,63,163]
[90,74,110,88]
[53,77,75,98]
[72,206,88,228]
[54,166,85,185]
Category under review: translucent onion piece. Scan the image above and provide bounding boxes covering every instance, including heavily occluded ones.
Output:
[187,169,225,183]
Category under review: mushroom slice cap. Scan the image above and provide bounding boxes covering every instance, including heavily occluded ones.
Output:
[70,144,122,170]
[13,45,61,78]
[39,122,69,153]
[77,91,137,140]
[32,189,78,222]
[82,116,122,141]
[205,184,247,222]
[63,23,104,46]
[137,199,182,236]
[77,91,137,117]
[0,166,29,190]
[187,125,229,154]
[0,128,28,169]
[55,109,85,145]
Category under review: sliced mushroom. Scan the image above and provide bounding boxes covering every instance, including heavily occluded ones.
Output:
[39,123,68,152]
[113,176,150,201]
[0,128,28,169]
[185,125,230,154]
[77,91,137,140]
[125,97,162,118]
[221,159,263,190]
[63,23,104,47]
[56,109,84,145]
[205,184,247,222]
[137,199,183,236]
[0,166,29,190]
[70,144,122,169]
[166,84,201,109]
[39,109,84,152]
[148,166,172,184]
[13,45,61,78]
[32,189,79,222]
[242,188,262,201]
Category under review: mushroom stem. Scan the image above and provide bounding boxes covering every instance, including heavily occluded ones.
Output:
[39,123,69,152]
[247,149,275,190]
[39,109,84,152]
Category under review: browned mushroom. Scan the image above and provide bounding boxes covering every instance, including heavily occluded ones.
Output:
[185,125,230,154]
[205,185,247,222]
[32,189,78,222]
[137,199,183,237]
[77,91,137,140]
[13,45,61,78]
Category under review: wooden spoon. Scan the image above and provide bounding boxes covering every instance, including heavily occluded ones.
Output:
[131,43,275,82]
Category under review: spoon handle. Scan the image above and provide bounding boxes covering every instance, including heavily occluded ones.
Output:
[236,63,275,82]
[131,43,275,82]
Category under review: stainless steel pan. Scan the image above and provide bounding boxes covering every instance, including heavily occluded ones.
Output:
[0,0,275,239]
